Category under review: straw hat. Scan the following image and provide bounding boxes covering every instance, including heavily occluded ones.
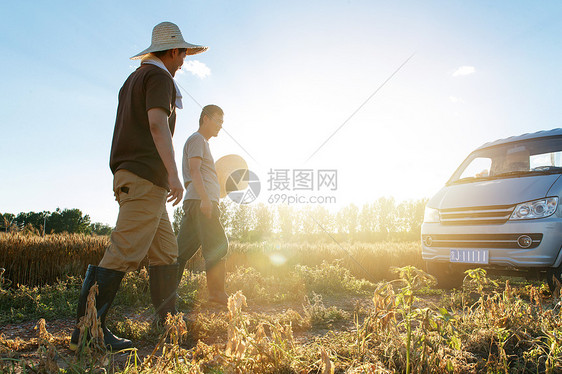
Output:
[215,154,248,198]
[130,22,208,60]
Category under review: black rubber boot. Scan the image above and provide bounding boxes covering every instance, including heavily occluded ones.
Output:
[69,265,132,351]
[149,264,179,322]
[206,260,228,306]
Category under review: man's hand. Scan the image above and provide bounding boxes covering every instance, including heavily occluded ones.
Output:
[200,198,212,219]
[167,173,184,206]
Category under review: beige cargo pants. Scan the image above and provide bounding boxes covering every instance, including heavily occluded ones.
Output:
[98,169,178,272]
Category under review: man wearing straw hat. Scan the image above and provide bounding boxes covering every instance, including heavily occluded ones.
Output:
[70,22,208,351]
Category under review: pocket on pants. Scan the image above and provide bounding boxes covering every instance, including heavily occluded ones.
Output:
[113,170,154,205]
[114,184,133,205]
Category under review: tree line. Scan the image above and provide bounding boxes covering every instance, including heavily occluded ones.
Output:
[0,208,112,236]
[178,197,428,242]
[2,197,427,242]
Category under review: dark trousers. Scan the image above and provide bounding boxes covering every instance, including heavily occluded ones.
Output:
[177,199,228,271]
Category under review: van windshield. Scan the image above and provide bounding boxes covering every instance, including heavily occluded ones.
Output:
[449,136,562,184]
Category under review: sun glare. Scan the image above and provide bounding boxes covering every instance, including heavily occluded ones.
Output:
[269,253,287,266]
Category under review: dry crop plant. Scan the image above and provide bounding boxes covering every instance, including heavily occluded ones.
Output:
[191,290,298,373]
[334,267,562,373]
[0,318,63,373]
[280,266,471,373]
[128,290,310,373]
[346,265,468,373]
[1,284,119,373]
[454,271,562,373]
[123,290,302,373]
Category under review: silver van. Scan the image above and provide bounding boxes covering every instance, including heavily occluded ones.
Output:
[422,129,562,291]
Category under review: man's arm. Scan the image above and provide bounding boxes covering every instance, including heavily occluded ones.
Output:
[147,108,183,206]
[188,157,212,218]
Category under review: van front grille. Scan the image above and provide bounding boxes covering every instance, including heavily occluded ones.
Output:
[422,233,543,249]
[440,205,515,225]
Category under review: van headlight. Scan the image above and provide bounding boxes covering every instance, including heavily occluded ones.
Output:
[510,197,558,220]
[424,207,440,223]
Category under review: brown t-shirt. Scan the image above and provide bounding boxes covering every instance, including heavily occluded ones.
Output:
[109,64,177,190]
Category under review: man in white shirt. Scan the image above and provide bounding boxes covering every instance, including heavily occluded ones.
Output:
[177,105,229,305]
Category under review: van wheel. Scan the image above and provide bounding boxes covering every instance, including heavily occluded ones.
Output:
[425,261,464,290]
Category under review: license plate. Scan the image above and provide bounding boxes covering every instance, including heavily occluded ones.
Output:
[450,249,489,264]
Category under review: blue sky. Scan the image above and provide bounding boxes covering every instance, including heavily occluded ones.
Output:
[1,1,561,225]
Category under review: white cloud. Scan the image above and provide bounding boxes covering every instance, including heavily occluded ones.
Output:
[452,66,476,77]
[181,60,211,79]
[449,96,465,103]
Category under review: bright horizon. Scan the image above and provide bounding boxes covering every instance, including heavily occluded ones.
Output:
[1,1,561,225]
